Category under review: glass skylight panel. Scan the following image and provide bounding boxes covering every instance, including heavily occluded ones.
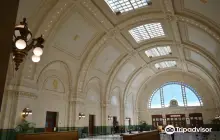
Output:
[145,46,171,57]
[104,0,150,13]
[155,61,176,69]
[129,23,165,43]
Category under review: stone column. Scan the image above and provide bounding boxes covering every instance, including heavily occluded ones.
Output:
[101,103,107,134]
[0,90,19,129]
[120,107,125,125]
[67,100,75,129]
[0,90,19,140]
[0,0,20,110]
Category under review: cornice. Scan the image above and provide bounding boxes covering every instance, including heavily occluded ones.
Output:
[7,85,38,94]
[14,91,38,99]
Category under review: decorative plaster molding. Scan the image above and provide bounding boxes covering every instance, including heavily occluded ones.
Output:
[7,85,38,94]
[76,34,109,96]
[163,0,175,14]
[105,55,131,102]
[176,15,220,42]
[81,0,114,30]
[183,44,220,74]
[118,13,166,30]
[15,91,38,99]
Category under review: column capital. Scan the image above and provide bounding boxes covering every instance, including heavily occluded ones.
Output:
[70,97,84,105]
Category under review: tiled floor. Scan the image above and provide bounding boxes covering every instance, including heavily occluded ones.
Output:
[79,134,122,140]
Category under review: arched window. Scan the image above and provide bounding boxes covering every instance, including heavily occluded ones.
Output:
[148,82,203,108]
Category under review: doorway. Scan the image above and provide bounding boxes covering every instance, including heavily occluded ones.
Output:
[113,116,117,125]
[113,116,119,133]
[89,115,95,136]
[45,111,58,132]
[189,113,203,127]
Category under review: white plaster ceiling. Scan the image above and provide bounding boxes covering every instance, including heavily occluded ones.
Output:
[186,25,218,57]
[187,63,215,90]
[53,12,99,58]
[16,0,43,21]
[189,50,213,72]
[183,0,220,24]
[16,0,58,32]
[94,44,121,74]
[116,56,143,83]
[16,0,220,98]
[131,67,154,89]
[116,62,136,82]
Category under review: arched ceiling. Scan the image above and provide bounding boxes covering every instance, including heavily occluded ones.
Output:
[16,0,220,101]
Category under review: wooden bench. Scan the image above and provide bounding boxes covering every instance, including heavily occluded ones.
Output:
[122,130,160,140]
[16,131,78,140]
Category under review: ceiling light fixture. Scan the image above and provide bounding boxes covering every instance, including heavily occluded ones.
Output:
[12,18,45,71]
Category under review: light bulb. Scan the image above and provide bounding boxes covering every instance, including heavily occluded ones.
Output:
[33,47,43,56]
[32,55,40,62]
[15,39,26,49]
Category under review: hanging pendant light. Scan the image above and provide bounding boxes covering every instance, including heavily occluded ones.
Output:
[12,18,45,71]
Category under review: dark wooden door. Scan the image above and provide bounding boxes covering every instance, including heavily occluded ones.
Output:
[128,119,131,126]
[166,114,186,127]
[189,113,203,127]
[45,111,57,132]
[152,115,163,129]
[113,116,117,125]
[89,115,95,136]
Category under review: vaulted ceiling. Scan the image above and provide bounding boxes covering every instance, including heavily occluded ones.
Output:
[16,0,220,102]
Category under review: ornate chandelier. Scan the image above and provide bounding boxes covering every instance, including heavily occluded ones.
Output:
[12,18,45,71]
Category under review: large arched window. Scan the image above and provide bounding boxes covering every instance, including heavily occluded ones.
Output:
[148,82,203,108]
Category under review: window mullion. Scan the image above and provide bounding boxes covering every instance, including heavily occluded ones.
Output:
[181,83,187,106]
[160,88,165,108]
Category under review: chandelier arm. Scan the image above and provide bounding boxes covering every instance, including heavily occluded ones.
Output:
[26,39,36,52]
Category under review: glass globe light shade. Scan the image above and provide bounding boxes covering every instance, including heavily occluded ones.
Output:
[15,39,26,49]
[31,55,40,62]
[33,47,43,56]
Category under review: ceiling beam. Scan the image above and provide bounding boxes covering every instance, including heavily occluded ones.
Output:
[162,0,188,72]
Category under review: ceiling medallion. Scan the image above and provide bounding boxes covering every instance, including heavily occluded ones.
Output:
[12,18,45,71]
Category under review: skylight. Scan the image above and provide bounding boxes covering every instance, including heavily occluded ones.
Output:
[104,0,151,14]
[145,46,171,58]
[155,61,176,69]
[129,23,165,43]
